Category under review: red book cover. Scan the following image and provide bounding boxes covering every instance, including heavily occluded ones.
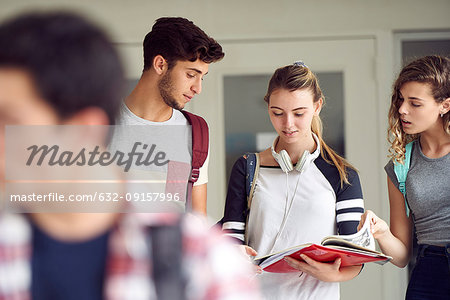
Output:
[260,244,391,273]
[254,217,392,273]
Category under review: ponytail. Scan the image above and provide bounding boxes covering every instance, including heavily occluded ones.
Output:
[311,115,355,187]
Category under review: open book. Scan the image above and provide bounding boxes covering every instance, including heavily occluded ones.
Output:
[253,216,392,273]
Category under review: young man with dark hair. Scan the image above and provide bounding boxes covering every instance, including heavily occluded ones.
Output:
[0,12,258,300]
[117,17,225,214]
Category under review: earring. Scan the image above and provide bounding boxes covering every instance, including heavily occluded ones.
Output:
[441,113,444,118]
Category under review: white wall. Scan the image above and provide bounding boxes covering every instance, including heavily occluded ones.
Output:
[1,0,449,43]
[1,1,449,299]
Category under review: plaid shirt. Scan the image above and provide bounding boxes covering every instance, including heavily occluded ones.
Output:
[0,213,259,300]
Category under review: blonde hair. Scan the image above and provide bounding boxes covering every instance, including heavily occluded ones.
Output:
[388,55,450,164]
[264,64,355,186]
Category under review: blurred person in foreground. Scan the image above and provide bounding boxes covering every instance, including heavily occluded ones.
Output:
[0,11,259,300]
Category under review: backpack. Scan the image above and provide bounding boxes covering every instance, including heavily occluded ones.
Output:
[244,153,260,211]
[164,111,208,211]
[180,111,209,210]
[217,152,260,227]
[393,142,413,217]
[148,111,208,298]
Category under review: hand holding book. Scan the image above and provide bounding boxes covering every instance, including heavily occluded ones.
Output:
[239,245,262,274]
[358,210,390,241]
[253,216,392,273]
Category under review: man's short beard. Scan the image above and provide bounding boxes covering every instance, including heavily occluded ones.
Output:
[158,71,183,111]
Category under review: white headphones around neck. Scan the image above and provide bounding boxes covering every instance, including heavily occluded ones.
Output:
[270,133,321,173]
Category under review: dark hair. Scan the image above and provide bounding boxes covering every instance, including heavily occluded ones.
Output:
[0,12,125,124]
[388,55,450,163]
[143,17,224,71]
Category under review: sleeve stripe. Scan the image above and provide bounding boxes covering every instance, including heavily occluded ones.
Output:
[336,212,363,223]
[222,221,245,231]
[336,198,364,210]
[225,233,245,242]
[223,229,245,235]
[337,207,364,214]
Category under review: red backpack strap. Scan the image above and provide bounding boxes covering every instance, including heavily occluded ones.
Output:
[181,110,209,210]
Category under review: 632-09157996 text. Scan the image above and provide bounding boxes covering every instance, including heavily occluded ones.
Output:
[9,192,181,202]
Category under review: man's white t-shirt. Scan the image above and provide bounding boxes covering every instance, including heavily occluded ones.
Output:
[115,102,209,186]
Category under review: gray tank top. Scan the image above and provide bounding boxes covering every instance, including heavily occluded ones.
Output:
[385,140,450,246]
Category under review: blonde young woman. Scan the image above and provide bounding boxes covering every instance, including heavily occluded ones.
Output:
[222,63,365,300]
[360,55,450,299]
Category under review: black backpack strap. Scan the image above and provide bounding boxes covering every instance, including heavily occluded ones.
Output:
[149,219,186,300]
[217,153,259,230]
[245,152,260,211]
[181,110,209,210]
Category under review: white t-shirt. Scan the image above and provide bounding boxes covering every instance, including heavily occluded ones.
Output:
[250,166,339,300]
[116,102,209,186]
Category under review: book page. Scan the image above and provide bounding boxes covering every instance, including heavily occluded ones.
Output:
[253,243,312,266]
[321,214,376,251]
